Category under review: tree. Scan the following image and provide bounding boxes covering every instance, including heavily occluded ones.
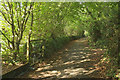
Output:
[0,2,34,61]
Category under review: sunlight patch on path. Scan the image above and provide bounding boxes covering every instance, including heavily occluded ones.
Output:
[21,38,105,79]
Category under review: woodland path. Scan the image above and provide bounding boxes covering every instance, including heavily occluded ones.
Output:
[21,37,106,79]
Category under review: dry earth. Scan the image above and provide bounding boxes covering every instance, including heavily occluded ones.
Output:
[20,37,107,79]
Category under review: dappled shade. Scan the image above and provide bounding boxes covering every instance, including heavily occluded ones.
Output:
[21,38,105,79]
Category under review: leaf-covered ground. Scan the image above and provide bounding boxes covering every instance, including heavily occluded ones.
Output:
[19,37,112,79]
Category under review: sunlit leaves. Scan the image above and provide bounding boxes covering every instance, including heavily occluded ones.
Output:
[1,2,118,68]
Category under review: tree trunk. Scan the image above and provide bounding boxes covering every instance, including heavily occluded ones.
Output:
[0,43,1,52]
[12,41,17,61]
[27,34,30,62]
[14,42,20,61]
[118,2,120,67]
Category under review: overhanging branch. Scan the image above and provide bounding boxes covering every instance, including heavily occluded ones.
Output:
[0,30,12,43]
[0,11,12,25]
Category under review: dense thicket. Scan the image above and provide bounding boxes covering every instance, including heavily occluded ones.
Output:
[0,2,119,68]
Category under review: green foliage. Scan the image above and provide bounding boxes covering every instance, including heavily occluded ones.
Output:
[2,49,16,65]
[1,3,119,77]
[44,37,70,58]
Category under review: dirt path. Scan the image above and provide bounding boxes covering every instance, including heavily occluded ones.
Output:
[21,37,106,79]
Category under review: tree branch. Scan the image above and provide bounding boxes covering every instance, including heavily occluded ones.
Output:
[3,2,9,12]
[15,2,20,29]
[86,7,94,19]
[19,3,33,42]
[21,2,27,28]
[15,30,18,36]
[23,3,33,30]
[0,11,12,25]
[0,30,12,43]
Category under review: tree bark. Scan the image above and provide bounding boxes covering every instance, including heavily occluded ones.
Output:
[118,2,120,67]
[1,2,34,62]
[26,4,34,62]
[27,35,30,62]
[14,42,20,61]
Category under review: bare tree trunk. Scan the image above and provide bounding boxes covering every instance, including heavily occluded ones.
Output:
[0,2,34,63]
[14,42,20,61]
[118,2,120,68]
[27,35,30,62]
[0,43,1,53]
[26,5,33,62]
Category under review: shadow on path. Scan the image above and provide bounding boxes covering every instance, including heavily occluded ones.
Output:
[21,38,105,79]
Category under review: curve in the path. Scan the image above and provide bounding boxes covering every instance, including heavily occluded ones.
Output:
[21,38,105,79]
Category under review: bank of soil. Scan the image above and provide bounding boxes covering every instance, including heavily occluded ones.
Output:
[2,63,23,75]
